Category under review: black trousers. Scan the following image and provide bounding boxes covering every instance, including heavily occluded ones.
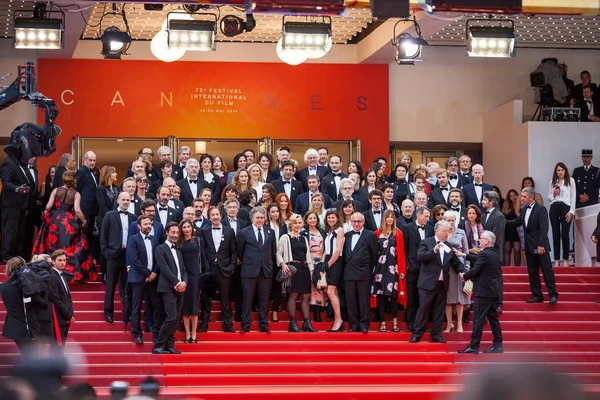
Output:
[413,281,446,338]
[156,291,183,349]
[525,251,558,298]
[147,280,164,343]
[271,272,283,312]
[131,281,157,337]
[85,214,101,260]
[2,207,27,260]
[103,253,127,316]
[498,266,504,305]
[201,273,233,330]
[51,324,69,353]
[241,271,271,330]
[549,202,571,261]
[231,266,243,321]
[344,279,371,328]
[405,270,419,328]
[376,295,399,320]
[469,297,502,350]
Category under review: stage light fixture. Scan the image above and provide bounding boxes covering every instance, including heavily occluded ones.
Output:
[167,13,217,51]
[391,17,428,65]
[466,20,516,58]
[14,17,63,49]
[277,16,332,64]
[220,13,256,37]
[100,26,132,60]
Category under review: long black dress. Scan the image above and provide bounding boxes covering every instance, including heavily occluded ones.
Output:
[289,235,310,294]
[33,187,96,283]
[180,238,201,316]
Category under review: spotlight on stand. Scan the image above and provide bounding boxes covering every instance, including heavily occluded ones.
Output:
[277,15,332,65]
[167,13,217,51]
[466,19,516,58]
[391,17,428,65]
[100,26,132,59]
[13,2,64,49]
[220,13,256,37]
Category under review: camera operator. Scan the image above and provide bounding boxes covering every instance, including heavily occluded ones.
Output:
[570,85,600,122]
[0,257,49,356]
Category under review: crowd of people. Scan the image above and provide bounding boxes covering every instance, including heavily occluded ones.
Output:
[3,142,600,355]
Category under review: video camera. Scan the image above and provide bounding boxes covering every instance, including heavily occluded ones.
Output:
[530,58,568,106]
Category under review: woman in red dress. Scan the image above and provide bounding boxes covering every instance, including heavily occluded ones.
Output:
[33,170,96,283]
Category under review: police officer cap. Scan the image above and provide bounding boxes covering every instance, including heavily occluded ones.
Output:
[582,149,593,156]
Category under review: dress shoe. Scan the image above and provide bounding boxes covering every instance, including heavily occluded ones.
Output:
[483,346,504,354]
[496,305,503,314]
[241,326,250,333]
[431,335,447,343]
[327,323,345,332]
[166,347,182,354]
[526,297,543,303]
[134,336,144,345]
[360,327,369,333]
[458,347,479,354]
[259,327,270,333]
[223,327,236,333]
[348,325,360,332]
[105,316,114,323]
[409,335,421,343]
[152,347,170,354]
[197,325,208,333]
[549,296,558,304]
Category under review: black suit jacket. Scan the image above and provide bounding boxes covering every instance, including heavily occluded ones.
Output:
[156,205,181,228]
[463,182,493,208]
[0,155,32,209]
[343,229,378,281]
[401,222,434,274]
[100,210,137,258]
[578,98,600,122]
[416,236,465,292]
[52,166,68,189]
[458,172,474,184]
[428,187,451,209]
[396,215,415,230]
[75,165,99,216]
[223,216,248,237]
[295,166,328,192]
[353,189,370,211]
[50,269,74,325]
[236,225,277,279]
[198,171,221,206]
[126,233,160,284]
[177,177,208,208]
[447,174,468,189]
[507,203,550,254]
[464,248,502,297]
[294,191,332,215]
[96,186,120,227]
[132,193,156,216]
[264,169,280,183]
[155,242,188,294]
[272,178,303,207]
[193,218,211,237]
[482,209,506,264]
[363,209,383,231]
[171,163,187,181]
[0,278,49,340]
[201,225,237,277]
[320,173,347,202]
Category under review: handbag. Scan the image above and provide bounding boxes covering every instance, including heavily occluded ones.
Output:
[317,271,328,289]
[463,280,473,297]
[314,261,328,289]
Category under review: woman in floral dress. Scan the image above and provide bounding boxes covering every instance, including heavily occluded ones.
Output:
[304,210,327,322]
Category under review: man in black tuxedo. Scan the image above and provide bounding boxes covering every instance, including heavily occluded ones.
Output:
[320,155,347,202]
[446,157,467,189]
[272,161,303,207]
[127,216,159,345]
[458,154,473,184]
[171,146,190,181]
[50,250,75,351]
[448,189,467,229]
[507,188,559,304]
[100,192,137,323]
[76,151,99,259]
[456,231,503,354]
[396,199,415,230]
[222,198,244,236]
[222,198,245,322]
[401,207,434,332]
[192,198,211,234]
[572,149,600,208]
[23,157,41,261]
[0,154,32,261]
[153,222,187,354]
[343,212,379,332]
[236,207,277,333]
[333,178,364,212]
[128,200,164,243]
[409,221,465,343]
[163,177,185,213]
[156,186,181,228]
[200,207,237,332]
[295,148,328,192]
[462,164,493,208]
[481,191,506,313]
[574,85,600,122]
[294,175,332,215]
[571,70,599,102]
[363,190,384,231]
[177,159,209,207]
[428,169,451,209]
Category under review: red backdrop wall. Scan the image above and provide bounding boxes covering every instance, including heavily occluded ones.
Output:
[37,59,389,173]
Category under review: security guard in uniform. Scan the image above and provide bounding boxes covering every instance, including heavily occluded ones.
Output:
[572,149,600,208]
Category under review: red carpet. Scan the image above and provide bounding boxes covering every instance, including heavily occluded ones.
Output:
[1,265,600,399]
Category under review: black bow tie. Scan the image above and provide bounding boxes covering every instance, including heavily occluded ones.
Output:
[462,173,469,176]
[451,208,460,212]
[417,225,425,230]
[332,173,341,177]
[353,231,361,235]
[449,175,457,180]
[144,236,150,240]
[171,245,176,249]
[283,181,290,184]
[119,211,128,214]
[159,207,168,211]
[373,211,381,215]
[440,187,448,191]
[586,100,592,103]
[212,227,221,230]
[474,183,482,187]
[229,218,237,222]
[28,166,34,169]
[485,210,491,214]
[189,180,197,184]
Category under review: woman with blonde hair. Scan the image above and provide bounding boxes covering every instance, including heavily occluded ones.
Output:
[247,163,265,195]
[232,168,250,193]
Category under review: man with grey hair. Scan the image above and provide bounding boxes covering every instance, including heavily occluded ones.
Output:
[455,230,503,354]
[409,220,466,343]
[157,145,172,162]
[482,190,507,313]
[76,151,99,258]
[172,146,191,181]
[462,164,493,208]
[53,153,75,189]
[507,187,558,304]
[446,156,464,189]
[296,148,327,192]
[177,158,208,207]
[236,206,277,332]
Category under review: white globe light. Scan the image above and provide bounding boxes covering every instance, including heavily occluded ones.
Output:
[110,41,123,51]
[151,31,185,63]
[276,38,306,66]
[401,42,420,58]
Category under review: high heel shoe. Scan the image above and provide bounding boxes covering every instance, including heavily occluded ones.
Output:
[288,319,301,332]
[456,325,464,333]
[302,318,318,332]
[392,324,400,332]
[327,323,345,332]
[443,323,455,333]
